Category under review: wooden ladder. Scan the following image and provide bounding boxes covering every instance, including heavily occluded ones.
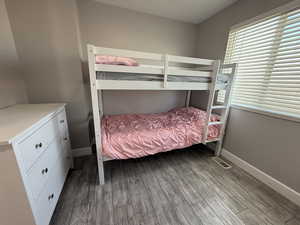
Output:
[202,62,237,156]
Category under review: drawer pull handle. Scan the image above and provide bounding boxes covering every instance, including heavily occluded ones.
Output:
[64,137,68,141]
[35,143,42,149]
[60,120,65,123]
[41,168,48,175]
[48,193,54,200]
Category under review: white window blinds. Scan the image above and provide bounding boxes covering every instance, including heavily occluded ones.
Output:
[225,7,300,116]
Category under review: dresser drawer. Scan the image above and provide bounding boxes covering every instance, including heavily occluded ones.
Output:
[27,138,61,201]
[33,156,70,225]
[33,182,56,225]
[19,118,58,171]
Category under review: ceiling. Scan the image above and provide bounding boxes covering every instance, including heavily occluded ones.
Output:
[94,0,238,24]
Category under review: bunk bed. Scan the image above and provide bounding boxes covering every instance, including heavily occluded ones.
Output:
[88,45,237,184]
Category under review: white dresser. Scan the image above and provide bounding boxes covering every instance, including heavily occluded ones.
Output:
[0,104,73,225]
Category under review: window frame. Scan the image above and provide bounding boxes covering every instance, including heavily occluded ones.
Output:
[226,0,300,123]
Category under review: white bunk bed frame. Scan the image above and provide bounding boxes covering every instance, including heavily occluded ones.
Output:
[88,44,237,185]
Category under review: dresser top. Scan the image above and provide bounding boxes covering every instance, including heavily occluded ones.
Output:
[0,104,65,146]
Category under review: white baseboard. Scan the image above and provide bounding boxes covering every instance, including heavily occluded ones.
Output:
[72,147,92,157]
[222,148,300,207]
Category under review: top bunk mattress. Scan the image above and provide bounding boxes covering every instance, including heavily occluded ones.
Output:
[101,107,221,159]
[95,56,212,82]
[96,71,211,83]
[94,55,230,85]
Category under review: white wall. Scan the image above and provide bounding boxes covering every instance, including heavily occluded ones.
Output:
[5,0,198,148]
[76,0,197,114]
[193,0,300,193]
[6,0,89,148]
[0,0,27,109]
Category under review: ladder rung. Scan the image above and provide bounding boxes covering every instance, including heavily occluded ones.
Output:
[208,121,224,126]
[212,105,227,109]
[206,138,221,143]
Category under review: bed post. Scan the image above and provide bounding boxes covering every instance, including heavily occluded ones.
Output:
[88,44,105,185]
[163,54,169,88]
[185,91,191,107]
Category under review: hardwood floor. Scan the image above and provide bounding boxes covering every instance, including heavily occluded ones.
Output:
[50,146,300,225]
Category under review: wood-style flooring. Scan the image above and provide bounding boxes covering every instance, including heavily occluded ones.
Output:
[50,146,300,225]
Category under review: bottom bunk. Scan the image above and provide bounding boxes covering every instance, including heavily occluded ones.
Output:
[96,107,221,159]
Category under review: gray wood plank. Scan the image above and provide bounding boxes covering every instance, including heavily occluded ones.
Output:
[139,159,169,207]
[86,157,101,225]
[245,186,294,224]
[123,160,156,220]
[175,201,204,225]
[237,209,274,225]
[150,156,186,205]
[51,148,300,225]
[259,185,300,218]
[95,162,114,225]
[156,154,203,205]
[68,157,95,225]
[192,200,225,225]
[50,171,81,225]
[206,197,246,225]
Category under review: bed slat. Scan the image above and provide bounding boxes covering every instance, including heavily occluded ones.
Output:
[168,55,214,65]
[168,69,211,77]
[95,64,163,74]
[96,80,215,90]
[93,46,163,60]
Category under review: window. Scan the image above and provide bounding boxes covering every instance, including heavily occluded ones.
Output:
[225,7,300,118]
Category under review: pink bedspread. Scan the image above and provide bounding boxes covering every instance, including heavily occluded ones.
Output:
[101,107,221,159]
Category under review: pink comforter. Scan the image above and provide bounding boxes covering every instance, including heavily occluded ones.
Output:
[101,107,221,159]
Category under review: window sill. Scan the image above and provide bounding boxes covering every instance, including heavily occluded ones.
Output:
[231,104,300,123]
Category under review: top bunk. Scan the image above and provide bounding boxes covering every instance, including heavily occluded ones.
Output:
[87,45,237,91]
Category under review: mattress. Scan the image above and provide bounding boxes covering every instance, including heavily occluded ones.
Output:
[101,107,221,159]
[97,72,211,83]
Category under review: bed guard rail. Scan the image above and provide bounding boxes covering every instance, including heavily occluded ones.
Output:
[88,45,224,88]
